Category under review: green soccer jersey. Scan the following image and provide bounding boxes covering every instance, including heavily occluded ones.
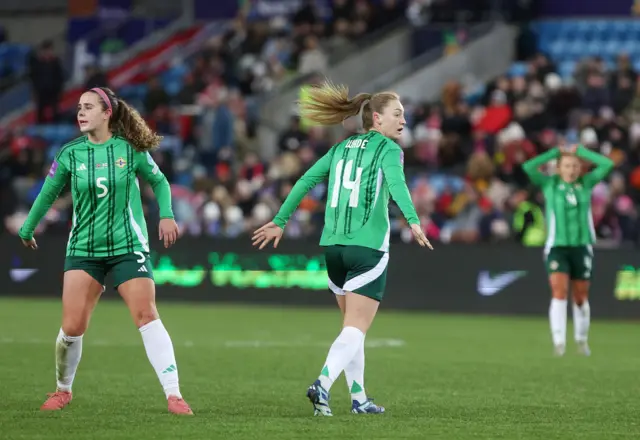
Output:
[273,131,419,252]
[522,145,614,248]
[19,135,174,257]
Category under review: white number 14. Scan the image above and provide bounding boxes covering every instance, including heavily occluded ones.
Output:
[330,159,363,208]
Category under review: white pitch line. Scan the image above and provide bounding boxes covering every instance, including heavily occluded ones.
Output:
[0,337,405,349]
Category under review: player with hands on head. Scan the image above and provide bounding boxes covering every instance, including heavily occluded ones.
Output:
[522,142,614,357]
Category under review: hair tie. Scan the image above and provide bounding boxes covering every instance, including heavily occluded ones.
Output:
[357,99,370,131]
[91,87,112,114]
[359,99,370,116]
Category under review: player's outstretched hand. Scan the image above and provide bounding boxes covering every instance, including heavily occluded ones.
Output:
[410,223,433,250]
[159,218,179,248]
[21,237,38,250]
[252,221,284,250]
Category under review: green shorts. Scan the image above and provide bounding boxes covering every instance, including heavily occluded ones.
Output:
[324,245,389,302]
[64,251,153,289]
[545,246,593,280]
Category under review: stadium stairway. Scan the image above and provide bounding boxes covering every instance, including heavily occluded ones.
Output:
[0,21,228,130]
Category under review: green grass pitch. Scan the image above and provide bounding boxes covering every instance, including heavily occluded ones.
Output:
[0,297,639,439]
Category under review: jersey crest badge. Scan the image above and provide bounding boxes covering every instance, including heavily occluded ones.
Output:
[115,157,127,168]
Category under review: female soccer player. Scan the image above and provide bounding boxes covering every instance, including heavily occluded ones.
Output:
[18,87,193,415]
[522,144,614,357]
[252,82,433,416]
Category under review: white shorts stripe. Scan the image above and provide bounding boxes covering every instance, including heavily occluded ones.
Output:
[343,252,389,293]
[328,279,345,296]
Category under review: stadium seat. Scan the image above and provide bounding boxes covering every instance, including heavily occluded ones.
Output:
[0,43,30,78]
[558,61,576,79]
[508,62,528,78]
[534,19,640,68]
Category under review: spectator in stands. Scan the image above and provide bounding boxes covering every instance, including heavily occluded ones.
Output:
[8,8,640,248]
[279,116,309,153]
[28,40,64,123]
[197,86,234,169]
[298,35,328,75]
[332,0,354,22]
[293,0,323,36]
[176,73,199,105]
[144,77,171,115]
[326,18,351,58]
[371,0,406,31]
[83,64,109,89]
[582,73,610,114]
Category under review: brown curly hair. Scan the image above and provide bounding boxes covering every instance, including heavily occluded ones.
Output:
[90,87,163,152]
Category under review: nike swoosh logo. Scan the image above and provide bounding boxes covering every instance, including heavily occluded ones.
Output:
[477,271,526,296]
[9,268,38,282]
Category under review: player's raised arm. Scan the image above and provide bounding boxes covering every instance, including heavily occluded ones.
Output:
[272,147,335,229]
[522,147,561,187]
[576,145,615,187]
[18,151,71,246]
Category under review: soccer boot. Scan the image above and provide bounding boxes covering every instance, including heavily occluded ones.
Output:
[306,380,332,416]
[352,398,385,414]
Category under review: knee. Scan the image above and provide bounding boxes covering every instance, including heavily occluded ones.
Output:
[132,305,159,328]
[551,287,568,300]
[573,290,589,306]
[61,319,88,337]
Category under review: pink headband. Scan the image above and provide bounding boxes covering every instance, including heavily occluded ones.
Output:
[91,87,112,113]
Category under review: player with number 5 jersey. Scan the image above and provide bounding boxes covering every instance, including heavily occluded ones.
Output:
[18,87,193,415]
[252,81,433,417]
[27,135,166,257]
[523,144,613,358]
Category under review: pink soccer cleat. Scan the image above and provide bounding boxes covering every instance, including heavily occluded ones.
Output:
[40,391,72,411]
[167,396,193,415]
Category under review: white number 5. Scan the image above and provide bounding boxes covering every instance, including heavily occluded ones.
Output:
[134,251,146,263]
[330,159,363,208]
[96,177,109,199]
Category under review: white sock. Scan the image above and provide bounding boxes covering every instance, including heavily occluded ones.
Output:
[318,326,364,391]
[549,298,568,347]
[344,335,367,403]
[139,319,181,399]
[55,329,83,392]
[573,301,591,343]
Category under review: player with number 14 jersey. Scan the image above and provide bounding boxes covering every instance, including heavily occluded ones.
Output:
[252,82,432,417]
[309,130,417,252]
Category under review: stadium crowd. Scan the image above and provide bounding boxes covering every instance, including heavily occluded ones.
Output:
[2,3,639,247]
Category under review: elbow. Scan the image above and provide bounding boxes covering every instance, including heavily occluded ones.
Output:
[602,159,615,175]
[155,175,170,186]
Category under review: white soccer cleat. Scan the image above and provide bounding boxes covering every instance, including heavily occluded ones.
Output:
[553,344,566,357]
[576,341,591,357]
